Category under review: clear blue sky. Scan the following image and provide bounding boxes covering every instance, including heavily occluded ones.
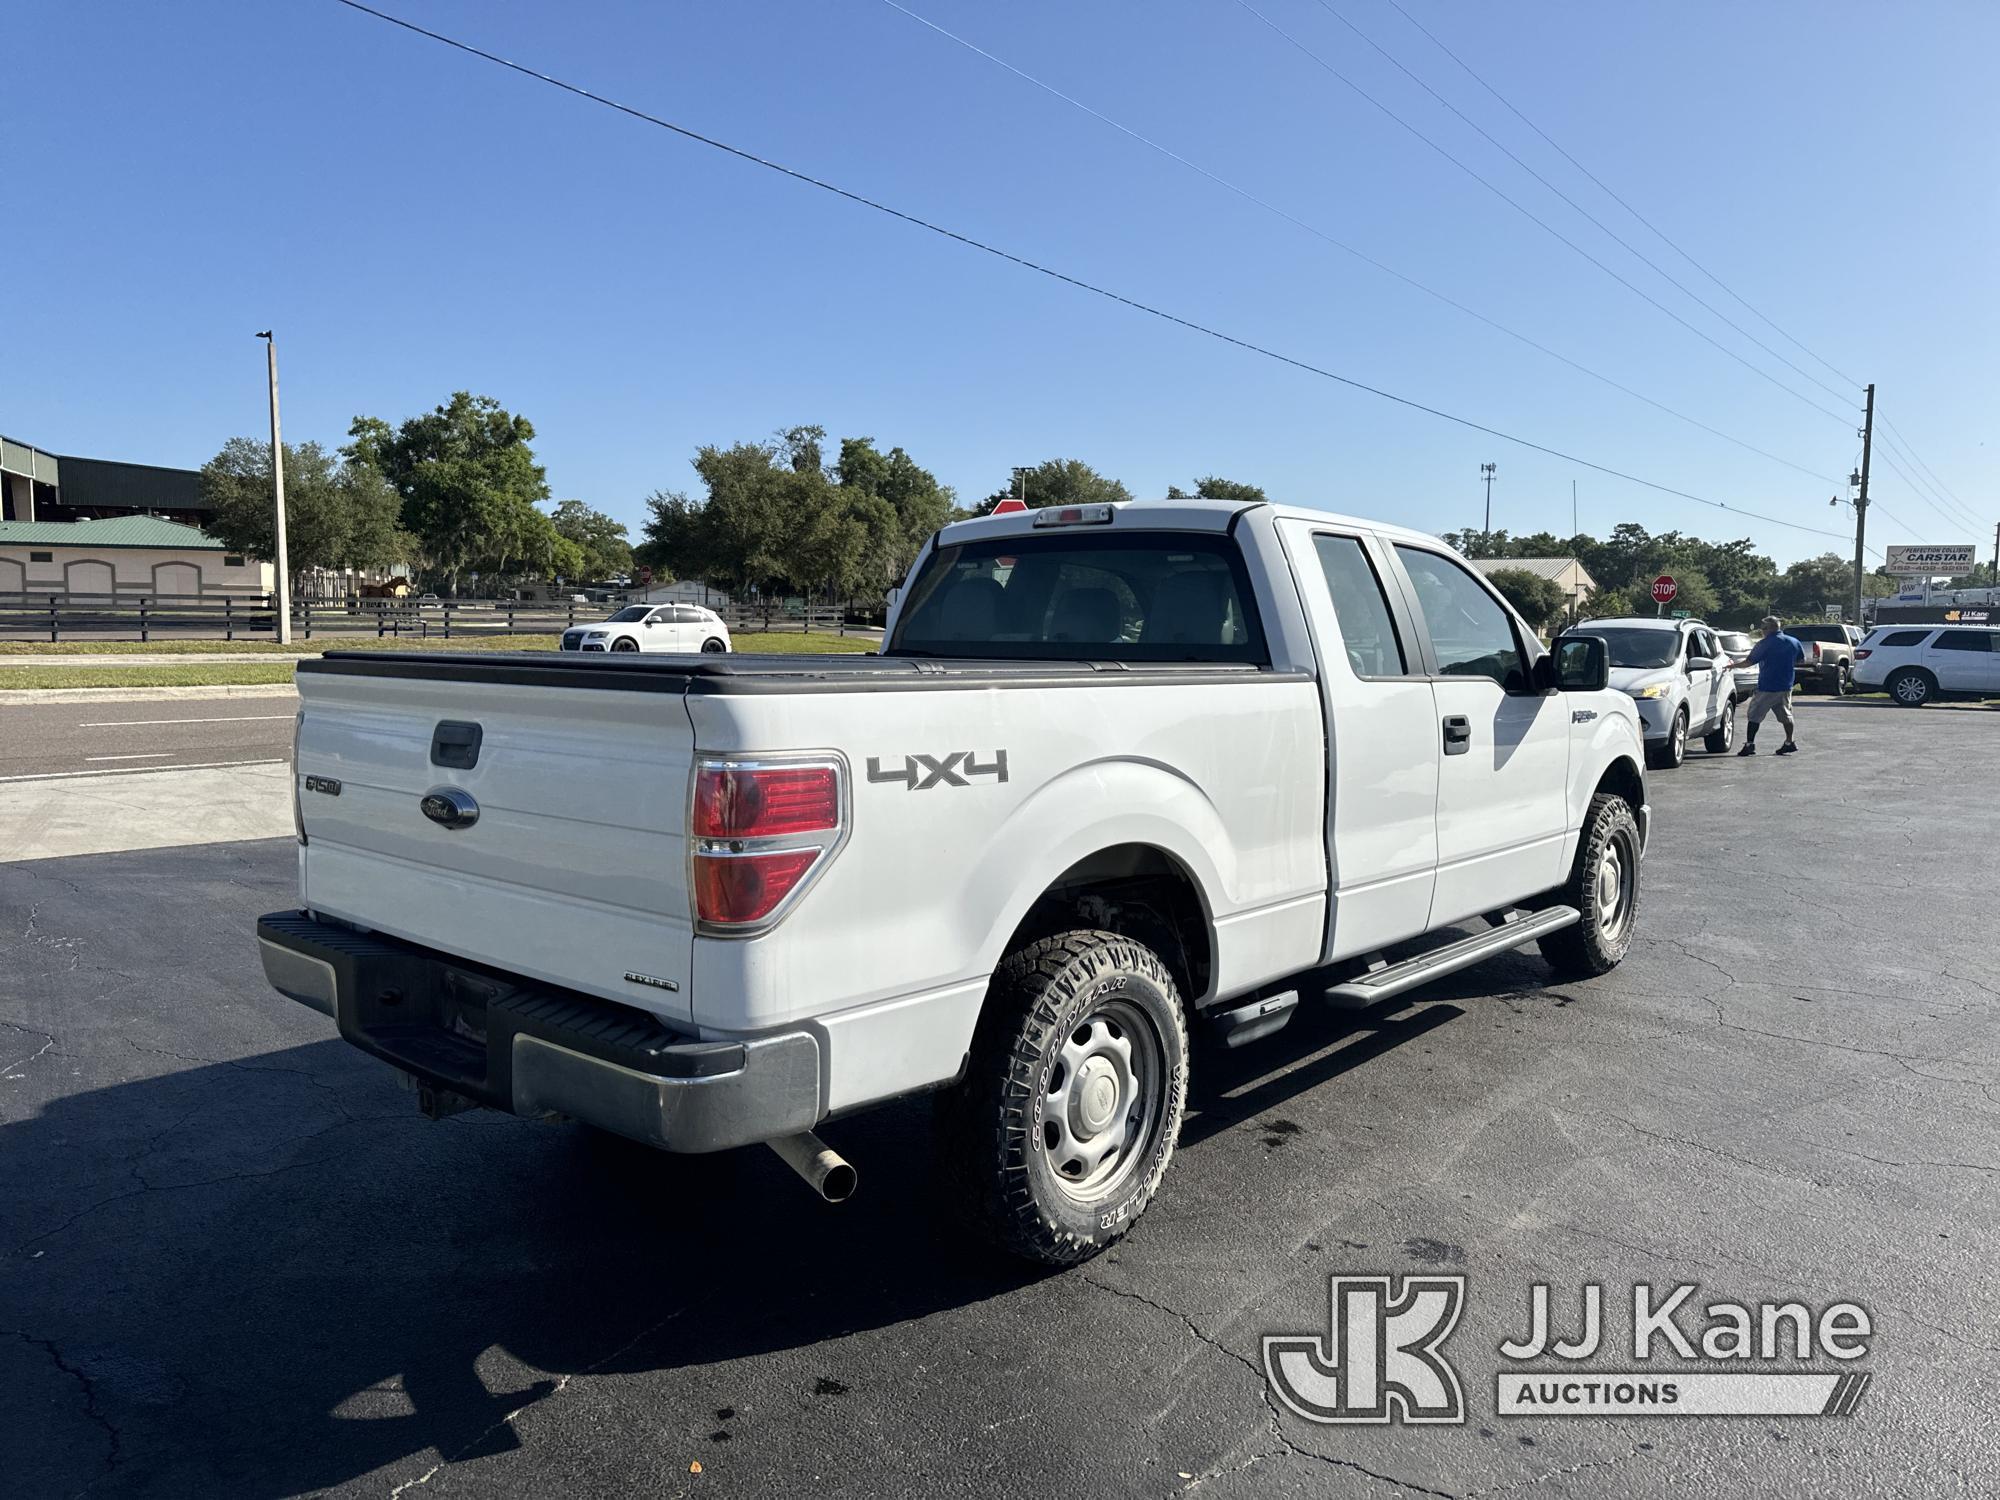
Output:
[8,0,1994,565]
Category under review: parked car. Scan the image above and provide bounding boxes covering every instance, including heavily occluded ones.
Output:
[1853,624,2000,706]
[1713,629,1758,698]
[1780,622,1865,695]
[559,603,732,654]
[1569,616,1738,768]
[260,498,1648,1265]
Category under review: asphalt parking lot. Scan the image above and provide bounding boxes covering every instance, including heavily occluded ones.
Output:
[4,697,1996,1499]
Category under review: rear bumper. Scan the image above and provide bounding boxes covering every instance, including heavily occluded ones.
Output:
[256,911,821,1152]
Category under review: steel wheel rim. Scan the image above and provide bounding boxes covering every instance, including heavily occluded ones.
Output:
[1595,829,1636,943]
[1040,998,1162,1201]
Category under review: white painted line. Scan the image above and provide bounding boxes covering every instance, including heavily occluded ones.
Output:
[84,752,175,762]
[77,714,295,727]
[0,758,287,784]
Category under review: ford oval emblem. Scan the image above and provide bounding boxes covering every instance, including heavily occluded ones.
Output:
[420,787,479,830]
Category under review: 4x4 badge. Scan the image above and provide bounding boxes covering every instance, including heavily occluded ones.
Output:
[866,751,1008,790]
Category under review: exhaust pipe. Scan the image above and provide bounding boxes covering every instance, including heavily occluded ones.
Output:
[768,1131,856,1202]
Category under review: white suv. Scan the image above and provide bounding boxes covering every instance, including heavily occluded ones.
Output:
[1572,616,1738,768]
[1853,625,2000,705]
[561,604,732,654]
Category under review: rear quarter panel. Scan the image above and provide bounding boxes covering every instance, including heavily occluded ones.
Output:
[685,677,1327,1034]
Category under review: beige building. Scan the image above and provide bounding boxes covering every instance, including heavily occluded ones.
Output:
[1471,556,1597,613]
[0,516,273,599]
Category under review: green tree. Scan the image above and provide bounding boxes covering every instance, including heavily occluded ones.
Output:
[1579,586,1645,620]
[1484,568,1569,632]
[1773,553,1855,618]
[1166,475,1267,503]
[200,437,406,592]
[346,392,549,595]
[981,458,1132,515]
[835,436,956,585]
[549,500,633,580]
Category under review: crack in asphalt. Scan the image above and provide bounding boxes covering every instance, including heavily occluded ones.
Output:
[7,1328,123,1475]
[1078,1273,1465,1500]
[381,1306,687,1497]
[0,1018,59,1079]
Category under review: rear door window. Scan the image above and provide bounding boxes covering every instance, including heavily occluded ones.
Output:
[1394,546,1527,689]
[1312,534,1406,677]
[890,531,1265,663]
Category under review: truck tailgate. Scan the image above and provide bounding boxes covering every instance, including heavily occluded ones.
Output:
[293,666,697,1022]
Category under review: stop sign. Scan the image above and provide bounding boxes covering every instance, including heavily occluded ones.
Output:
[1651,574,1678,604]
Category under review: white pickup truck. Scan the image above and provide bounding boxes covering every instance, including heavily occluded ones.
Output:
[260,498,1648,1264]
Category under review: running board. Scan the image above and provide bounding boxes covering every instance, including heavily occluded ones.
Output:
[1324,906,1580,1006]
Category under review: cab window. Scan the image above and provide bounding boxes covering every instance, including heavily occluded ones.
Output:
[1394,546,1526,690]
[1312,534,1406,676]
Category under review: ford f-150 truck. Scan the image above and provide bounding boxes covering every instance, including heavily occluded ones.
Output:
[259,499,1648,1264]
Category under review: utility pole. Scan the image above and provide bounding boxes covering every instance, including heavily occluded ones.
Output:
[1480,462,1497,538]
[1852,383,1874,628]
[257,331,292,644]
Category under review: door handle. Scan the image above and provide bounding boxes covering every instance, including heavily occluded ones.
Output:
[1441,714,1471,755]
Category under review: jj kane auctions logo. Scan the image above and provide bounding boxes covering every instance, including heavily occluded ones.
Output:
[1264,1277,1873,1423]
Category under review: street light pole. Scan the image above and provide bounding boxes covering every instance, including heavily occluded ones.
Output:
[257,331,292,644]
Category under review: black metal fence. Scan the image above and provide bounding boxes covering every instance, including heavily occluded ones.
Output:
[0,594,857,644]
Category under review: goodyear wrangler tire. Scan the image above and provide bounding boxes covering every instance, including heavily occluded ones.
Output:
[1538,793,1641,979]
[937,929,1188,1266]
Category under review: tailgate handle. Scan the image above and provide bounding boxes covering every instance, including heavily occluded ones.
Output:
[430,721,484,770]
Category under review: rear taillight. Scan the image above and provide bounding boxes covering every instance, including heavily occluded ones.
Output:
[690,758,845,932]
[1854,648,1871,660]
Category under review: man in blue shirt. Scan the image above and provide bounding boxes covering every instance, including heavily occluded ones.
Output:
[1738,615,1805,756]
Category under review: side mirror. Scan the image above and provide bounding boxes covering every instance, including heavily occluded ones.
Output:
[1687,656,1712,674]
[1553,635,1609,692]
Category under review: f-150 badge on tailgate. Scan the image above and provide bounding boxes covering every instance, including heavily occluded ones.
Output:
[866,751,1009,790]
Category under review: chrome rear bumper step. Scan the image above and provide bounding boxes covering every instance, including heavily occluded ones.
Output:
[1325,906,1580,1005]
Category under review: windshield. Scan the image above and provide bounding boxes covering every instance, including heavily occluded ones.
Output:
[889,530,1265,663]
[1584,626,1681,669]
[605,606,651,622]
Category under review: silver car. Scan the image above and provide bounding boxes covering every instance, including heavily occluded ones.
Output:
[1570,616,1739,768]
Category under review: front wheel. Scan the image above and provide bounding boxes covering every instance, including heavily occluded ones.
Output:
[1646,710,1687,769]
[610,637,640,653]
[1887,668,1933,707]
[936,930,1188,1266]
[1703,699,1737,754]
[1539,793,1642,978]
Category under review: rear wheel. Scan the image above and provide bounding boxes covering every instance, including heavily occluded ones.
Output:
[936,929,1187,1266]
[701,637,727,653]
[1829,661,1852,697]
[1703,699,1737,754]
[1887,667,1933,707]
[1539,793,1641,978]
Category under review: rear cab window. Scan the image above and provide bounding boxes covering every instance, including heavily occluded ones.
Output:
[889,530,1266,663]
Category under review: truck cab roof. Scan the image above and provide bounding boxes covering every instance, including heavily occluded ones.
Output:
[938,497,1450,552]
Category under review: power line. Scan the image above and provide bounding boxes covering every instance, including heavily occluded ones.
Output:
[1231,0,1858,427]
[1878,418,1982,525]
[325,0,1856,547]
[875,0,1841,486]
[1875,446,1980,537]
[1304,0,1858,409]
[1376,0,1862,393]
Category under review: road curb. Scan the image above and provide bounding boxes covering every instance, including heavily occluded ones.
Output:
[0,682,302,705]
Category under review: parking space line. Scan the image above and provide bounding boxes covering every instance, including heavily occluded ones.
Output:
[0,758,287,783]
[77,714,296,727]
[85,753,175,762]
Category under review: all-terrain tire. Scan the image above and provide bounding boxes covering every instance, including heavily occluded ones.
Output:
[936,929,1188,1266]
[1538,793,1642,978]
